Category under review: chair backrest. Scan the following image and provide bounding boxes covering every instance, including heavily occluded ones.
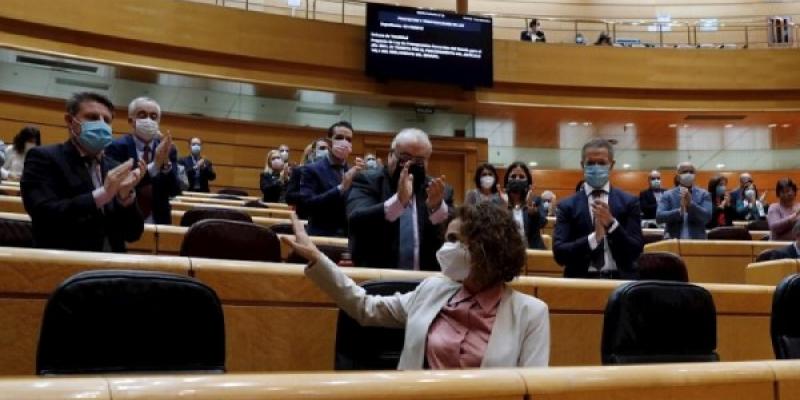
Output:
[642,231,664,245]
[270,223,294,235]
[180,219,281,262]
[602,280,718,364]
[287,244,347,264]
[707,226,751,241]
[180,207,253,227]
[635,252,689,282]
[756,248,781,262]
[36,269,225,375]
[214,194,243,201]
[747,220,770,231]
[335,280,421,370]
[771,274,800,359]
[243,200,268,208]
[217,188,249,197]
[0,217,33,247]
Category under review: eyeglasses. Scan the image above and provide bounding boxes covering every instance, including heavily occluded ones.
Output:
[392,150,426,165]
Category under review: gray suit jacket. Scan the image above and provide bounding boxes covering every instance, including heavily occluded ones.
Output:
[305,255,550,369]
[656,186,712,239]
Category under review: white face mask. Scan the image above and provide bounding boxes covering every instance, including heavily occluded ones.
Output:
[679,172,695,187]
[480,175,495,190]
[271,158,284,171]
[134,118,159,142]
[436,241,472,282]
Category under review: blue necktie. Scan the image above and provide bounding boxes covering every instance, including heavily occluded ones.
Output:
[398,203,415,269]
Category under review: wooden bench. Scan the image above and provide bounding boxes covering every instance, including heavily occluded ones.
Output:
[175,195,290,210]
[170,210,297,228]
[645,239,790,284]
[2,360,798,400]
[0,195,24,213]
[0,185,20,196]
[747,259,800,286]
[169,201,294,219]
[182,190,259,202]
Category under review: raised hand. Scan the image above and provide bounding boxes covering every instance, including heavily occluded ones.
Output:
[154,132,172,169]
[426,175,447,211]
[118,160,146,200]
[280,213,320,264]
[592,200,614,228]
[497,185,508,205]
[103,159,134,197]
[397,162,413,207]
[340,157,364,191]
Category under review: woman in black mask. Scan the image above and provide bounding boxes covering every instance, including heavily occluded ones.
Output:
[503,161,547,250]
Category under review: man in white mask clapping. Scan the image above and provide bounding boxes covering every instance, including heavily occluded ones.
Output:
[179,137,216,193]
[656,161,712,239]
[106,97,181,225]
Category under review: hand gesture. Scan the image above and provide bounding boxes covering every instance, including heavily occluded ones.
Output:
[154,132,172,169]
[280,213,321,264]
[525,188,537,209]
[680,187,690,209]
[397,162,413,207]
[103,159,134,196]
[759,192,767,203]
[118,160,146,200]
[340,157,364,191]
[720,194,729,208]
[426,175,447,211]
[196,158,207,169]
[497,185,508,205]
[594,213,606,241]
[592,200,614,228]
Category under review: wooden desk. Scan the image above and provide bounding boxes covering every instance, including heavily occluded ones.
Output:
[170,201,293,219]
[0,195,25,214]
[170,210,297,228]
[0,185,20,196]
[182,191,259,201]
[746,259,800,286]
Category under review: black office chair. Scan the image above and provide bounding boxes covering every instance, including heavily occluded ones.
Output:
[635,252,689,282]
[269,223,294,235]
[602,280,718,364]
[36,269,225,374]
[180,207,252,227]
[0,217,34,247]
[642,231,664,245]
[217,188,249,197]
[771,274,800,359]
[180,219,281,262]
[756,248,781,262]
[243,200,269,208]
[747,220,769,232]
[335,280,420,370]
[707,226,751,241]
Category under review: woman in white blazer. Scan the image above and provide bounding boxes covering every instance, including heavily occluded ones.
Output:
[283,202,550,369]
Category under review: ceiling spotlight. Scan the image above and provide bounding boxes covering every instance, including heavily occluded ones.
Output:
[768,123,777,128]
[782,124,792,128]
[528,161,538,167]
[583,122,592,126]
[568,121,578,126]
[724,124,734,128]
[624,122,635,127]
[716,163,725,169]
[622,163,631,169]
[668,124,678,128]
[682,124,690,128]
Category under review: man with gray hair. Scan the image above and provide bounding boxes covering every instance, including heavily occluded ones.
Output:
[639,169,663,220]
[552,138,642,279]
[656,161,712,239]
[763,219,800,260]
[730,172,753,220]
[347,128,454,270]
[105,96,181,224]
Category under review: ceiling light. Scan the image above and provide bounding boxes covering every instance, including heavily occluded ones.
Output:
[528,161,538,167]
[782,124,791,128]
[622,163,631,169]
[668,124,678,128]
[624,122,635,127]
[583,122,592,126]
[682,124,690,128]
[724,124,734,128]
[768,123,777,128]
[568,121,578,126]
[716,163,725,169]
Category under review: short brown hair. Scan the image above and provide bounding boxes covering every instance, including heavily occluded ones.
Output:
[456,203,526,287]
[65,92,114,117]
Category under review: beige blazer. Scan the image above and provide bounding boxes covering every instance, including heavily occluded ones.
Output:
[306,255,550,370]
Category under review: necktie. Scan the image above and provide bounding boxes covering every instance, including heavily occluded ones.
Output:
[590,190,606,270]
[137,144,154,219]
[398,202,415,269]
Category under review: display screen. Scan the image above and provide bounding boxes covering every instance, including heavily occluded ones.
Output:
[365,3,493,88]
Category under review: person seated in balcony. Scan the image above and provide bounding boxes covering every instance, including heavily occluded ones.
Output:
[520,19,546,42]
[284,202,550,369]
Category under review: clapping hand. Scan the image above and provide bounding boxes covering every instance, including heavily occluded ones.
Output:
[426,175,446,211]
[118,160,146,200]
[341,157,364,191]
[397,162,413,206]
[280,213,320,264]
[154,132,172,169]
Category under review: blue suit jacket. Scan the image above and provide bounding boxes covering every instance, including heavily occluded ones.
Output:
[105,135,180,225]
[297,157,348,237]
[552,188,643,279]
[656,186,712,239]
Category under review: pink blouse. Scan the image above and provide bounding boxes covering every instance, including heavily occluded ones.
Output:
[425,284,503,369]
[767,203,800,241]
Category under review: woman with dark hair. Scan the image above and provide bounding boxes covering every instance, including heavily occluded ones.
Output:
[707,175,735,229]
[284,203,550,369]
[2,125,40,181]
[768,178,800,241]
[736,181,767,221]
[465,163,505,206]
[503,161,547,249]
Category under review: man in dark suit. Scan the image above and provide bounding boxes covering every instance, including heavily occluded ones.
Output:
[21,92,145,252]
[553,138,643,279]
[347,128,454,271]
[179,137,216,192]
[105,97,181,225]
[297,122,364,237]
[730,172,753,220]
[520,19,546,42]
[656,162,712,239]
[639,170,664,220]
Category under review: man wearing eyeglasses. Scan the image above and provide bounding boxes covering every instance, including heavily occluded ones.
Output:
[347,128,454,270]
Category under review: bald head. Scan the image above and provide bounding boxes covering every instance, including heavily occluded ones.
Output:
[740,172,753,188]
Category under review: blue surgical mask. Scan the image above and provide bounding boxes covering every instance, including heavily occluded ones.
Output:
[191,144,202,156]
[716,186,727,196]
[315,148,329,160]
[75,119,112,155]
[584,164,609,189]
[745,189,756,199]
[651,179,661,189]
[366,159,378,169]
[542,201,551,210]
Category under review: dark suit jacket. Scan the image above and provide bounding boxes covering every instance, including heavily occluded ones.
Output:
[767,243,799,261]
[21,140,144,252]
[260,171,287,203]
[347,168,454,271]
[297,157,350,237]
[730,188,746,219]
[552,188,643,279]
[639,188,663,219]
[656,186,712,240]
[520,30,546,42]
[285,165,307,219]
[105,135,180,225]
[179,155,216,192]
